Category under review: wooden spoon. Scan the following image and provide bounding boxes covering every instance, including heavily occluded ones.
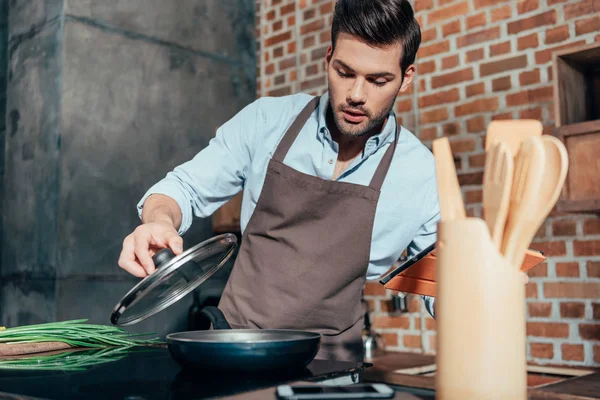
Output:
[432,137,466,221]
[483,141,514,250]
[486,120,543,157]
[501,136,546,269]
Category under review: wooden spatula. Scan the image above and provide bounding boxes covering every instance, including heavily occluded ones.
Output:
[432,137,466,221]
[483,141,514,249]
[486,120,543,157]
[501,136,546,269]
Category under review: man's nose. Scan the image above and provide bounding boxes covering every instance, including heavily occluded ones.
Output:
[347,79,366,105]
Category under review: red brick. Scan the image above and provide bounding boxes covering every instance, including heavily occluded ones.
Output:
[531,342,554,359]
[490,41,512,57]
[457,171,484,186]
[466,48,485,62]
[518,0,540,14]
[274,74,285,85]
[491,4,512,22]
[576,16,600,36]
[464,189,482,204]
[595,344,600,363]
[507,10,557,34]
[403,334,422,349]
[396,99,412,113]
[531,240,566,256]
[303,8,315,20]
[528,263,548,277]
[466,116,485,133]
[381,332,399,347]
[594,303,600,320]
[562,344,584,361]
[545,25,570,44]
[422,27,438,43]
[442,55,459,70]
[265,31,292,47]
[467,12,487,29]
[466,82,485,97]
[469,153,486,168]
[556,262,580,277]
[480,55,528,77]
[455,98,499,117]
[419,89,460,110]
[431,68,474,89]
[265,62,275,74]
[560,302,586,318]
[518,32,539,50]
[280,3,295,15]
[588,261,600,278]
[414,0,434,12]
[492,76,511,92]
[527,282,539,298]
[535,40,587,64]
[364,282,386,296]
[545,283,600,299]
[300,19,325,35]
[442,20,461,36]
[279,55,295,70]
[319,30,330,44]
[319,1,333,14]
[442,122,460,137]
[419,41,450,58]
[506,86,554,106]
[492,112,514,121]
[421,107,449,124]
[552,220,577,236]
[579,324,600,340]
[574,240,600,256]
[302,35,315,49]
[520,69,541,86]
[425,317,436,331]
[419,126,438,141]
[520,107,543,120]
[457,27,501,48]
[267,86,292,96]
[528,302,552,317]
[584,218,600,235]
[287,39,296,53]
[428,1,470,24]
[474,0,512,8]
[565,0,600,20]
[449,137,476,154]
[527,322,570,338]
[418,60,436,75]
[311,45,328,61]
[372,315,411,329]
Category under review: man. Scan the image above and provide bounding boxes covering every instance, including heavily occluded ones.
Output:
[119,0,438,362]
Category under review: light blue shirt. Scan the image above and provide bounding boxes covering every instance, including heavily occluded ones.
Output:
[138,92,440,316]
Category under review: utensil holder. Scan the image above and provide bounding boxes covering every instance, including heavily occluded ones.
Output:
[435,218,527,400]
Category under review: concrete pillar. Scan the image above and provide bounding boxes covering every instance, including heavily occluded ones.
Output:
[1,0,255,336]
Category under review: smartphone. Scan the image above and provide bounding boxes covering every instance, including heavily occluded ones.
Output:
[378,242,436,285]
[276,383,395,400]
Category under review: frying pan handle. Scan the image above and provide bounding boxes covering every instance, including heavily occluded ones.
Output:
[200,306,232,330]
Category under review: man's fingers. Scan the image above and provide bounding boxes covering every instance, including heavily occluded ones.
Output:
[168,234,184,255]
[133,229,156,275]
[118,237,148,278]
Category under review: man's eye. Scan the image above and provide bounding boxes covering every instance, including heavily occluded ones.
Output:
[337,70,351,78]
[372,80,387,87]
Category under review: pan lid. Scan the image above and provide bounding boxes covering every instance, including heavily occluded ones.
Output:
[110,233,238,326]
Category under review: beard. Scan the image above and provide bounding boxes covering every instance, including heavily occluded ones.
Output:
[327,84,395,138]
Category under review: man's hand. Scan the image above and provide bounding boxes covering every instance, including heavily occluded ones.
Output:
[118,221,183,278]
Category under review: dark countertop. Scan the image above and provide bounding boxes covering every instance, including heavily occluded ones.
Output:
[0,347,367,400]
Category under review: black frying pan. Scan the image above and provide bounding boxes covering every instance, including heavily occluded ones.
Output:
[166,306,321,372]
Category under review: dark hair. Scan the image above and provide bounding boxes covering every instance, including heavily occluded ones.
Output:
[331,0,422,74]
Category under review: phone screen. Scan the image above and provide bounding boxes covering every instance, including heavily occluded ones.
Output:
[292,386,378,394]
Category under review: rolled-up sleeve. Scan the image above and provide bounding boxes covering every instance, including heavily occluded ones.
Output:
[406,181,441,318]
[137,98,263,235]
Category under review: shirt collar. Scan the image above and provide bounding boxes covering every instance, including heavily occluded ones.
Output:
[316,92,398,152]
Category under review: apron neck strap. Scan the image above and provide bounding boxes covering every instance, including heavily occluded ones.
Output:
[368,121,400,191]
[272,96,321,163]
[272,95,399,192]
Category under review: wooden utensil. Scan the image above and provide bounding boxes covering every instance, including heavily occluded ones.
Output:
[432,137,466,221]
[483,141,514,249]
[486,120,543,157]
[501,136,546,269]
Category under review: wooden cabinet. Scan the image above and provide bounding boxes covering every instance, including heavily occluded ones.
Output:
[553,43,600,213]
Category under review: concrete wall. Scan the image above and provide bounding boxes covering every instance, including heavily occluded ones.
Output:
[1,0,255,336]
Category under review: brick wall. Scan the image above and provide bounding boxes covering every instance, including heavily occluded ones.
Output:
[256,0,600,366]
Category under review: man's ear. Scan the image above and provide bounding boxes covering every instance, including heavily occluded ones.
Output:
[325,46,333,67]
[399,64,416,93]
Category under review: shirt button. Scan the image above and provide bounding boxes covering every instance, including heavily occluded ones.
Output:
[328,159,334,164]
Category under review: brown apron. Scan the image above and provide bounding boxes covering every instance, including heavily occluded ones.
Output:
[218,96,399,362]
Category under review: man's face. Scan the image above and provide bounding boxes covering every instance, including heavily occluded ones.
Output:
[326,32,415,138]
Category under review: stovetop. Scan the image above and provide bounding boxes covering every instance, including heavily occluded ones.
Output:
[0,348,365,400]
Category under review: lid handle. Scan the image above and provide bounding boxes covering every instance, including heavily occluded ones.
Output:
[200,306,232,330]
[152,248,175,268]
